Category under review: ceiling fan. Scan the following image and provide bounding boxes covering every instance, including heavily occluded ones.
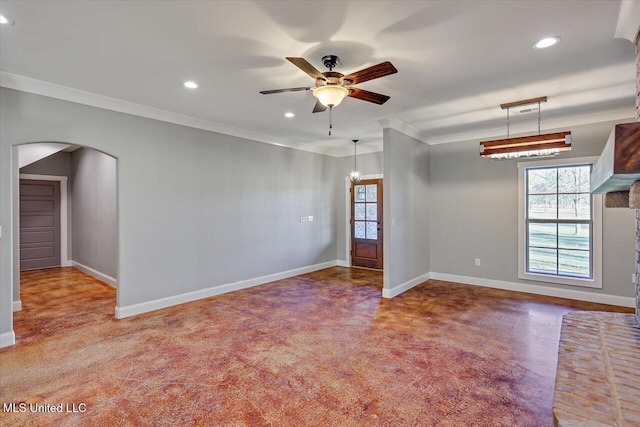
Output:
[260,55,398,113]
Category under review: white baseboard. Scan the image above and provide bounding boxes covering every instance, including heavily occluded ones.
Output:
[12,300,22,312]
[336,260,350,267]
[115,260,338,319]
[429,272,636,308]
[0,331,16,348]
[382,272,431,298]
[71,261,117,287]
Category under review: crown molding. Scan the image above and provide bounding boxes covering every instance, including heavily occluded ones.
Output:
[378,118,429,144]
[426,108,635,145]
[0,71,331,155]
[2,72,633,154]
[615,0,640,43]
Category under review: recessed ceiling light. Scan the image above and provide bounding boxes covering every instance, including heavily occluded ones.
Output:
[284,112,295,118]
[0,15,14,25]
[533,36,560,49]
[183,81,198,89]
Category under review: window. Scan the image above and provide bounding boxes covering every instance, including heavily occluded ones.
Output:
[518,157,602,288]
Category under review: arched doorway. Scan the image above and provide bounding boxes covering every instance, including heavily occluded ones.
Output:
[11,142,119,340]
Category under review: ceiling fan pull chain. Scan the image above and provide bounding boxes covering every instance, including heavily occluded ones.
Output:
[329,106,333,136]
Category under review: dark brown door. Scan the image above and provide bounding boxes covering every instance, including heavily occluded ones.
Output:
[351,179,383,269]
[20,179,61,271]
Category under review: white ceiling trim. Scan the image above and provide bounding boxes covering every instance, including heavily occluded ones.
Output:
[615,0,640,43]
[0,71,330,156]
[1,71,633,154]
[378,118,429,144]
[426,108,635,145]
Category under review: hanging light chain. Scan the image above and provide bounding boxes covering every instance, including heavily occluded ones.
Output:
[537,101,541,135]
[354,140,357,170]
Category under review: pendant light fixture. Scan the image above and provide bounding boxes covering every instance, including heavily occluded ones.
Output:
[480,96,571,159]
[349,139,362,183]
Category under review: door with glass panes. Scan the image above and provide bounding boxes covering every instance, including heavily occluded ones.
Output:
[351,179,383,269]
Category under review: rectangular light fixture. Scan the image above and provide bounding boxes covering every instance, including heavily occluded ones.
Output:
[479,96,572,159]
[480,131,572,159]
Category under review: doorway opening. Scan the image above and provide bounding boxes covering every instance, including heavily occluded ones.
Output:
[12,143,118,327]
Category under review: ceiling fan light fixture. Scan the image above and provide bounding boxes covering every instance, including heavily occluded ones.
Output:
[313,85,349,107]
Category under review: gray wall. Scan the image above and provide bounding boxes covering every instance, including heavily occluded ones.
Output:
[429,120,637,298]
[0,88,338,338]
[71,148,117,281]
[335,151,383,262]
[383,128,430,290]
[20,151,72,177]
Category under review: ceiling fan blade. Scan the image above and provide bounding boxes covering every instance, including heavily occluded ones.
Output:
[348,88,390,105]
[343,61,398,85]
[312,100,327,113]
[286,57,325,80]
[260,87,311,95]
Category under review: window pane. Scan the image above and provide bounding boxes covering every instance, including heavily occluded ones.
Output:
[558,223,590,250]
[558,194,590,220]
[524,164,594,281]
[528,222,557,248]
[354,221,365,239]
[366,185,377,202]
[529,247,557,274]
[559,249,590,278]
[355,185,366,202]
[558,166,591,194]
[528,168,557,194]
[366,203,377,221]
[354,203,365,220]
[366,221,378,240]
[528,195,557,219]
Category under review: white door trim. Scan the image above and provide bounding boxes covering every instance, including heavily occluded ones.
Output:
[19,174,71,267]
[344,174,383,267]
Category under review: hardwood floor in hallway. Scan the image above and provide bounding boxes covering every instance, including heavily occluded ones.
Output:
[0,267,632,426]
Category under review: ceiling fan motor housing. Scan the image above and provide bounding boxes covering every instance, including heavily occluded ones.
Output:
[322,55,340,70]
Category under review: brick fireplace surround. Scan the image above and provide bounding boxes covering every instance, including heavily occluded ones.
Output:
[552,31,640,426]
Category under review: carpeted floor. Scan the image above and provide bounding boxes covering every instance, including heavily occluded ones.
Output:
[0,267,632,426]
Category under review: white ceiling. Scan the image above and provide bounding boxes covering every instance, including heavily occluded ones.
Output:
[0,0,636,156]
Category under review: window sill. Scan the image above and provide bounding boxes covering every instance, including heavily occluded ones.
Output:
[518,271,602,289]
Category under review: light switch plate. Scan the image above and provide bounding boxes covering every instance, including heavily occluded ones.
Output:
[300,216,308,222]
[308,216,313,222]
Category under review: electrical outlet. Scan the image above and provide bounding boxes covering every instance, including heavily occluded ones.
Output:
[475,258,481,267]
[308,216,313,222]
[300,216,308,222]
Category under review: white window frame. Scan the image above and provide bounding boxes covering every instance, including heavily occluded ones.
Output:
[517,156,602,288]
